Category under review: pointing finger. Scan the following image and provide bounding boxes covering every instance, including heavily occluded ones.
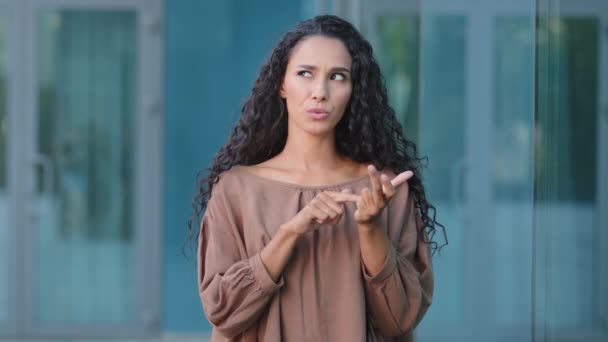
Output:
[326,191,359,203]
[317,192,344,214]
[391,171,414,188]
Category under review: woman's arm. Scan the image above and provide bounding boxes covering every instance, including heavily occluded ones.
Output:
[358,220,390,277]
[355,165,409,276]
[354,166,434,337]
[360,200,433,337]
[259,225,300,282]
[198,212,283,339]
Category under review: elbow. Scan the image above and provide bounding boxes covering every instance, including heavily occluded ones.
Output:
[201,294,251,339]
[378,316,417,338]
[209,320,242,339]
[380,324,407,338]
[203,304,245,339]
[394,294,433,337]
[376,297,431,337]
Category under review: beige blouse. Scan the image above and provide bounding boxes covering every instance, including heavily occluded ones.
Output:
[198,166,433,341]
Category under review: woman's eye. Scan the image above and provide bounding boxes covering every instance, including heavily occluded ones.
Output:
[331,73,346,81]
[298,70,313,77]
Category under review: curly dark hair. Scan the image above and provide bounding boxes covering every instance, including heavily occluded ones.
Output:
[187,14,446,253]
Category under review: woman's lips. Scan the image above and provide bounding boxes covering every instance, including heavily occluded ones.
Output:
[307,109,329,120]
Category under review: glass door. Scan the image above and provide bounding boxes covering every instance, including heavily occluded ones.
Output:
[356,0,536,340]
[30,6,139,328]
[16,0,163,339]
[361,1,478,337]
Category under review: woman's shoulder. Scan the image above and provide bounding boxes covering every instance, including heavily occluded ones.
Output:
[206,167,257,214]
[211,165,292,197]
[212,166,253,194]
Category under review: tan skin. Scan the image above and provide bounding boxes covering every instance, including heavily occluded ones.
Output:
[243,36,413,281]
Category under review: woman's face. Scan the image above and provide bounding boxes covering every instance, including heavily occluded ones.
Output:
[280,35,353,137]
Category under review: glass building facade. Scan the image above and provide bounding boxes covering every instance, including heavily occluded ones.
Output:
[0,0,606,340]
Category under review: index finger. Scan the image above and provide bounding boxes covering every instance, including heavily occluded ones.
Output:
[391,171,414,188]
[325,191,360,203]
[368,165,384,203]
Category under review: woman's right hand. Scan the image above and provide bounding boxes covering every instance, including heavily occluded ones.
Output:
[281,191,359,235]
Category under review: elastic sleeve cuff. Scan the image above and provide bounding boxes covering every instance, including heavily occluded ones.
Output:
[362,244,397,284]
[250,253,284,295]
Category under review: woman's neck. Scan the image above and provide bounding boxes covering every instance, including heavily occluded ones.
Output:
[277,131,344,171]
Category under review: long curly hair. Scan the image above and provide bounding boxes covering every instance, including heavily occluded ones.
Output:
[187,15,446,253]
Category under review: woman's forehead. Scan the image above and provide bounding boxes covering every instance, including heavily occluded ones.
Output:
[287,35,352,68]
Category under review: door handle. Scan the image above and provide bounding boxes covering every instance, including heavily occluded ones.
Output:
[450,157,470,224]
[28,153,55,220]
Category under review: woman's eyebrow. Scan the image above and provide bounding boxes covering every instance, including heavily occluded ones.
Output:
[296,64,351,73]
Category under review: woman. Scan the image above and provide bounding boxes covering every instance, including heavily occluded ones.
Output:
[190,15,445,341]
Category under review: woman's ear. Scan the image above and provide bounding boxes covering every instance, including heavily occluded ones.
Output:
[279,85,286,98]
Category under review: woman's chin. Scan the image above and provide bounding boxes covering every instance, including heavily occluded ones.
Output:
[304,123,337,136]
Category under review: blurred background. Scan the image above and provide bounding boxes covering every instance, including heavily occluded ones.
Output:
[0,0,606,341]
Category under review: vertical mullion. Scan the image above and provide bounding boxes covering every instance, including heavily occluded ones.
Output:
[136,0,163,334]
[1,0,19,337]
[22,0,36,336]
[598,16,608,335]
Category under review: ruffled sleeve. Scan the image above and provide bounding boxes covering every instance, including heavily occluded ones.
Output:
[197,179,283,339]
[361,185,434,337]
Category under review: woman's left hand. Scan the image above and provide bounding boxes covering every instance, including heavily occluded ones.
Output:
[353,165,413,226]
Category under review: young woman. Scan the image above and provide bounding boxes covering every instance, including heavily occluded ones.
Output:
[190,15,445,341]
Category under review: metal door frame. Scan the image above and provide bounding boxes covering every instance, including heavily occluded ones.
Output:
[0,0,22,338]
[598,13,608,336]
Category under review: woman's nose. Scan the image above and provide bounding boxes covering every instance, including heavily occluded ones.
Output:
[311,80,328,101]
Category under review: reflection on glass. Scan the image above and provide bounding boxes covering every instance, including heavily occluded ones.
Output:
[535,15,606,338]
[493,16,535,327]
[35,10,136,324]
[0,13,8,325]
